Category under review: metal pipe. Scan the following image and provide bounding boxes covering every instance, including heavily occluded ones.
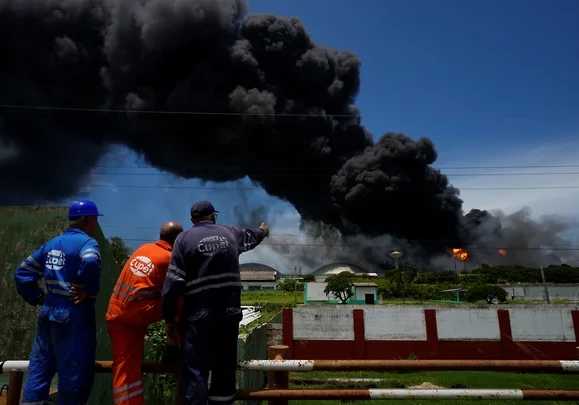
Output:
[235,389,579,400]
[6,370,24,405]
[3,359,579,374]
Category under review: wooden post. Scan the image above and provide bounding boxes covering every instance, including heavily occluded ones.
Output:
[6,369,24,405]
[267,345,289,405]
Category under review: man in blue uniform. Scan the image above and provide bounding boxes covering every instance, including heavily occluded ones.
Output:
[162,200,269,405]
[14,199,104,405]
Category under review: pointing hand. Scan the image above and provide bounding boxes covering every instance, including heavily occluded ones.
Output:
[259,222,270,237]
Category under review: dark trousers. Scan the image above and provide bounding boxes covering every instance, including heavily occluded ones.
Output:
[179,308,243,405]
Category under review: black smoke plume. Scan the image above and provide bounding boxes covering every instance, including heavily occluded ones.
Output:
[0,0,573,266]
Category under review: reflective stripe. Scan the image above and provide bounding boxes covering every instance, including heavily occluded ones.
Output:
[208,394,236,402]
[114,388,144,403]
[166,273,183,282]
[113,380,143,403]
[27,255,41,268]
[186,272,240,287]
[168,264,186,278]
[111,282,160,302]
[49,289,72,297]
[184,272,241,296]
[20,263,43,275]
[21,401,47,405]
[185,281,241,296]
[20,255,44,275]
[45,280,72,288]
[113,380,142,394]
[112,289,136,301]
[80,247,100,260]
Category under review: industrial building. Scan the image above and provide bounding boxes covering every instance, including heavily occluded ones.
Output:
[239,262,280,291]
[310,262,379,282]
[304,281,379,304]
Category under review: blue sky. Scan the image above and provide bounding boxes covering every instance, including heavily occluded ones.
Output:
[85,0,579,270]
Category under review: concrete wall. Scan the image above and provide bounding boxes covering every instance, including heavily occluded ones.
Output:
[304,282,332,303]
[281,305,579,360]
[241,281,278,291]
[503,284,579,301]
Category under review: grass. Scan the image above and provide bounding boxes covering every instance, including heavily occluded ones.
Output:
[239,290,575,309]
[288,370,577,405]
[242,290,304,306]
[0,206,70,361]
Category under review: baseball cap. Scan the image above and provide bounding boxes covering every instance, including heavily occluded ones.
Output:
[190,200,219,218]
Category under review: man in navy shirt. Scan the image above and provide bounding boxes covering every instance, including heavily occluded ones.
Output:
[162,200,269,405]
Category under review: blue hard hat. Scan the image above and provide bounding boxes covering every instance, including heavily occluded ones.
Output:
[68,200,104,218]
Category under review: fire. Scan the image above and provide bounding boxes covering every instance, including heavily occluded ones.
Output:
[452,248,469,262]
[498,249,507,256]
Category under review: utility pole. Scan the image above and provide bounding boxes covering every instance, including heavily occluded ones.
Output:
[293,265,298,306]
[540,263,551,304]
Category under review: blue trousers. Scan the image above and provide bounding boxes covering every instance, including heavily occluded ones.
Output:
[22,306,96,405]
[179,307,243,405]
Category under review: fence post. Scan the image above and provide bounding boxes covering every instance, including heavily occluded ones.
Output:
[6,369,24,405]
[267,345,289,405]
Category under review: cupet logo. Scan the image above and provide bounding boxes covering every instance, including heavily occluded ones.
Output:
[45,250,66,271]
[130,255,155,277]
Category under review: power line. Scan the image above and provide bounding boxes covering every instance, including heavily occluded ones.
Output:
[0,104,359,118]
[83,183,579,191]
[101,226,579,248]
[88,170,579,177]
[91,163,579,171]
[116,237,579,251]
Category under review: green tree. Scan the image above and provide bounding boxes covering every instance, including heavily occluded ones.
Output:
[465,284,508,304]
[302,274,316,282]
[324,273,354,304]
[108,236,131,269]
[278,278,304,292]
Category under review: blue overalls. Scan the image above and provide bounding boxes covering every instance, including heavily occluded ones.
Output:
[162,222,267,405]
[14,228,102,405]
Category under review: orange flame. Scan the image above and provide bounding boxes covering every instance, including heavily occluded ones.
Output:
[498,249,507,256]
[452,248,469,262]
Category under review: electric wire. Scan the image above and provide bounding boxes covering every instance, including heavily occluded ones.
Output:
[103,232,579,251]
[0,103,360,117]
[82,183,579,191]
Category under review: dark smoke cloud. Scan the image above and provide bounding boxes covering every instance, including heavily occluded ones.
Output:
[0,0,575,267]
[230,184,271,229]
[462,208,579,267]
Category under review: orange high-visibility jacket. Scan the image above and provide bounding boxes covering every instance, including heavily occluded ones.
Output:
[106,240,180,326]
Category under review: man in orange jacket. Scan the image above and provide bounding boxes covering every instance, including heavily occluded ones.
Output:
[106,221,184,405]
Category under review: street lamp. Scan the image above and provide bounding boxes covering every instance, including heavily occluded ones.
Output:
[389,251,403,270]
